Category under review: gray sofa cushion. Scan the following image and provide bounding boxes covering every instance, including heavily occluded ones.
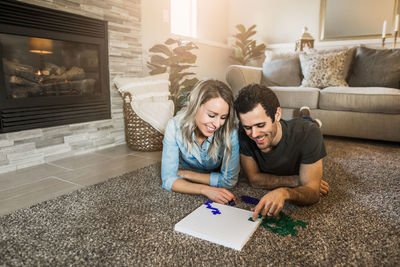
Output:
[261,51,301,86]
[262,58,301,86]
[347,47,400,88]
[270,86,320,109]
[319,87,400,113]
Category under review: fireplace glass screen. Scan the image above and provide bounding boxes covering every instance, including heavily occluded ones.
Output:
[1,33,101,99]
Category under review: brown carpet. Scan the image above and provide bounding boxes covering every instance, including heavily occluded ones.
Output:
[0,136,399,266]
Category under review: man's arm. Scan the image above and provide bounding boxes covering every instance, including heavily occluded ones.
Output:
[251,159,323,220]
[284,159,322,205]
[240,154,299,189]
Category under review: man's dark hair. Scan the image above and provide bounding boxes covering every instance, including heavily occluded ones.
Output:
[234,83,280,122]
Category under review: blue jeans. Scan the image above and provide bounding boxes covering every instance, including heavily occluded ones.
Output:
[301,115,313,122]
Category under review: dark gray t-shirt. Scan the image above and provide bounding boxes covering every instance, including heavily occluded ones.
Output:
[239,118,327,175]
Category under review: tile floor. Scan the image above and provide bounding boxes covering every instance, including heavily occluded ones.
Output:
[0,144,162,217]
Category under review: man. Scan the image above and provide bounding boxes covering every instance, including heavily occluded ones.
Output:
[234,84,330,220]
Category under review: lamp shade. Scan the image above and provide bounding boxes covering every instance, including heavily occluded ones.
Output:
[29,37,53,54]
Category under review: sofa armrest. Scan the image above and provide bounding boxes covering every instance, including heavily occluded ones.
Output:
[225,65,262,96]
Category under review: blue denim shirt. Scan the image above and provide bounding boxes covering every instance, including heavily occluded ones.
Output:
[161,114,240,191]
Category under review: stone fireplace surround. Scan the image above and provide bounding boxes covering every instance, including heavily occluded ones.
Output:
[0,0,143,174]
[1,0,111,133]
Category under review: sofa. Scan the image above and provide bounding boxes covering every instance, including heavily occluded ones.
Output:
[226,46,400,142]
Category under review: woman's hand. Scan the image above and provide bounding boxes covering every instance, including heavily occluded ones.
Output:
[201,186,236,204]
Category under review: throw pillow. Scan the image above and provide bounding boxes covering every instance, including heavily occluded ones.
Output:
[299,50,348,88]
[305,47,357,80]
[113,73,170,101]
[261,51,302,86]
[347,47,400,89]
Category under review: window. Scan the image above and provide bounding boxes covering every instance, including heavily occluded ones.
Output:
[170,0,197,38]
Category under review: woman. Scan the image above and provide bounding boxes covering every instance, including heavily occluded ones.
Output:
[161,79,239,204]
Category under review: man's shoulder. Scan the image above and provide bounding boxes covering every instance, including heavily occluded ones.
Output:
[284,118,320,139]
[283,119,326,164]
[285,117,313,129]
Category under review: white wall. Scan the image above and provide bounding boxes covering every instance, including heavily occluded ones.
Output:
[197,0,229,43]
[141,0,232,81]
[141,0,397,80]
[228,0,320,45]
[227,0,397,50]
[141,0,340,81]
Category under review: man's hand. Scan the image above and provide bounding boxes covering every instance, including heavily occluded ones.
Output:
[251,188,288,220]
[201,187,236,204]
[320,179,330,196]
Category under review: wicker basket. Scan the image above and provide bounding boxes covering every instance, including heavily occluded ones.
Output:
[122,92,163,151]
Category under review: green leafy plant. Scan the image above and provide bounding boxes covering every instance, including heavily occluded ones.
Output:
[230,24,266,65]
[147,38,199,113]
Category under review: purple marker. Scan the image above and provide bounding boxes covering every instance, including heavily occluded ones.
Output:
[241,195,260,205]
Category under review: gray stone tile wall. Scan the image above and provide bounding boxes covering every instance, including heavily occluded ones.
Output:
[0,0,143,174]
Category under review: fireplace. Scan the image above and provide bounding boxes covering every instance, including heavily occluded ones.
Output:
[0,0,110,133]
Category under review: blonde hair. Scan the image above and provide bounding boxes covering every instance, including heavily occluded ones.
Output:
[179,79,235,172]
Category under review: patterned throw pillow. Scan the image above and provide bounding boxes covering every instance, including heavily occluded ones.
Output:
[304,47,356,80]
[299,50,348,88]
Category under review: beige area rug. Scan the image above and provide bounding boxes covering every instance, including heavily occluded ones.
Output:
[0,137,399,265]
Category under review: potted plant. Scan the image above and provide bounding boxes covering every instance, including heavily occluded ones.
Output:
[147,38,199,113]
[230,24,266,66]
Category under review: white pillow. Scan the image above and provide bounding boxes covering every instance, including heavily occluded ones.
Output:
[114,73,170,101]
[114,73,169,89]
[131,100,174,134]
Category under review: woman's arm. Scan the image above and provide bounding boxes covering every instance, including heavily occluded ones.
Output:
[161,119,181,190]
[171,179,235,204]
[177,170,210,185]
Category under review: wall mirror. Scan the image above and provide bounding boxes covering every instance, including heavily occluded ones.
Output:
[319,0,399,40]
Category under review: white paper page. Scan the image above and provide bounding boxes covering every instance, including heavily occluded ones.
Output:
[174,202,262,251]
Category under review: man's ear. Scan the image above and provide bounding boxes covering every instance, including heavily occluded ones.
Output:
[275,107,282,122]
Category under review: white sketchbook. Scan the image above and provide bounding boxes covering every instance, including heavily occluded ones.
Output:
[174,201,262,251]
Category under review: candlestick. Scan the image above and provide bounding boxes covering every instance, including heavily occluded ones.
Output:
[382,20,387,38]
[395,14,399,32]
[382,37,386,48]
[394,31,398,48]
